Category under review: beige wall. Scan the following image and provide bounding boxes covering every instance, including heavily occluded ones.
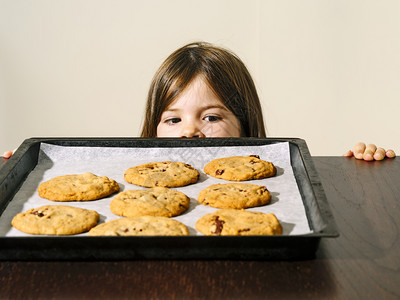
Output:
[1,0,399,156]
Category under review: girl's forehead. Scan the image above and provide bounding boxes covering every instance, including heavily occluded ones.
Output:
[166,76,227,110]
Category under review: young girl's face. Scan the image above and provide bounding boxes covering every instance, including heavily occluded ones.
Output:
[156,76,242,137]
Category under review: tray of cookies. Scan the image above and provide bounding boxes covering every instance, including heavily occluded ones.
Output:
[0,137,338,260]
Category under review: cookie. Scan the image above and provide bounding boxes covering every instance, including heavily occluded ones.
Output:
[198,183,271,209]
[11,205,99,235]
[203,155,276,181]
[110,187,190,218]
[88,216,189,236]
[38,172,120,201]
[124,161,199,187]
[195,209,282,236]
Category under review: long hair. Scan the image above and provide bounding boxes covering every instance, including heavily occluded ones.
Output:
[140,42,266,137]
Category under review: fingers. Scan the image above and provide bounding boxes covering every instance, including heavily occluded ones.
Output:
[386,149,396,158]
[353,142,366,160]
[343,150,354,157]
[363,144,377,161]
[349,143,396,161]
[373,147,386,161]
[2,151,13,159]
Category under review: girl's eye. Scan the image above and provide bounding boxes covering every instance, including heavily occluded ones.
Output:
[165,118,181,125]
[204,115,221,122]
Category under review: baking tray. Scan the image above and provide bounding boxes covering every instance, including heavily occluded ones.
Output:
[0,137,338,260]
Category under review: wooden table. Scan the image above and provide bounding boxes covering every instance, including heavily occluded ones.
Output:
[0,157,399,299]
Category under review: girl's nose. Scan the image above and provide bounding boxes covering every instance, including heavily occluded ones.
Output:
[180,122,206,138]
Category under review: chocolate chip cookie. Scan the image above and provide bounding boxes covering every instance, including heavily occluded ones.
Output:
[88,216,189,236]
[198,183,271,209]
[11,205,100,235]
[195,209,282,236]
[203,155,276,181]
[38,172,120,201]
[124,161,199,188]
[110,187,190,218]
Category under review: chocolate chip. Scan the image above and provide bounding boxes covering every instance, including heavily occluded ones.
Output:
[249,155,260,159]
[117,229,130,236]
[215,169,225,176]
[32,211,45,217]
[211,216,225,235]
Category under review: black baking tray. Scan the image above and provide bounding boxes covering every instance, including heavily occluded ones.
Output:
[0,137,338,261]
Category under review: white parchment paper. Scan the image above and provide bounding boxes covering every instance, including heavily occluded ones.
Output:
[0,142,312,236]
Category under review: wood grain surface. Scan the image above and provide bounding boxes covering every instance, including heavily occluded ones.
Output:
[0,157,399,299]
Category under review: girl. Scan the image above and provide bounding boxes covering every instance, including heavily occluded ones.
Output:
[141,41,265,138]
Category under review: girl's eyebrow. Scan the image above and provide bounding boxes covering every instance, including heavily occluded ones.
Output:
[164,104,230,112]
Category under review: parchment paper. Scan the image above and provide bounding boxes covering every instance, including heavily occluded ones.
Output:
[0,142,312,236]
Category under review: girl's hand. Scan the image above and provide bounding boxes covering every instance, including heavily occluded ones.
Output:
[2,151,13,159]
[344,142,396,161]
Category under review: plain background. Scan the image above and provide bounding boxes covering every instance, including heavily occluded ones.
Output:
[1,0,399,156]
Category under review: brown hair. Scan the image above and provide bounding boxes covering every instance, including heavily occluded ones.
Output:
[140,42,266,137]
